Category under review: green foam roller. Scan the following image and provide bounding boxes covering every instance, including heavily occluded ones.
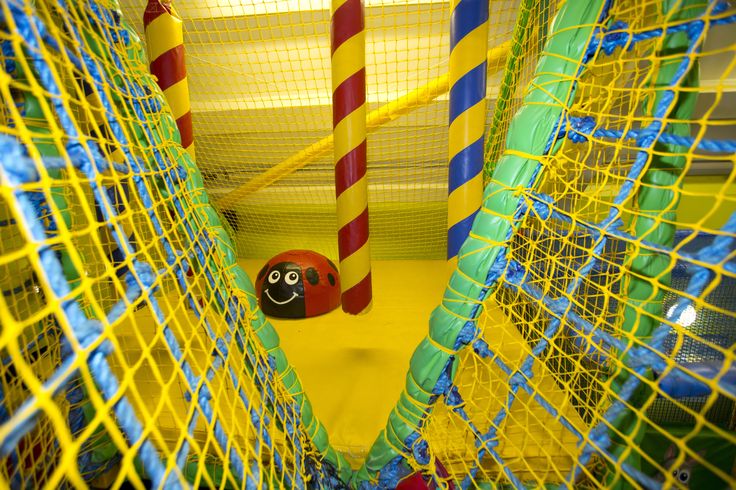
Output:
[270,348,288,372]
[408,338,452,392]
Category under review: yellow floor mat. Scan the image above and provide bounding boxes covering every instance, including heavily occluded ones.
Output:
[240,259,450,465]
[115,259,585,477]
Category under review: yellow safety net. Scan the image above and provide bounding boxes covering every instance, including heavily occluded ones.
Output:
[413,0,736,488]
[0,0,345,487]
[119,0,521,260]
[0,0,734,489]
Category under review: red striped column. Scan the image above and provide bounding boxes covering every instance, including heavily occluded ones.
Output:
[143,0,195,160]
[331,0,372,314]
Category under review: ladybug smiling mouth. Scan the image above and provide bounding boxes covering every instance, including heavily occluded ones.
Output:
[264,289,298,305]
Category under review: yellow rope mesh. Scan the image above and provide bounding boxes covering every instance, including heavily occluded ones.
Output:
[419,0,736,488]
[0,0,735,488]
[0,1,326,487]
[119,0,519,260]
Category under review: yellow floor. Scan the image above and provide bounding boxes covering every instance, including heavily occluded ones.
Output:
[239,259,450,464]
[116,259,586,478]
[241,259,586,478]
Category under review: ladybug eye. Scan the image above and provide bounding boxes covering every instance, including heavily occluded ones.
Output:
[268,270,281,284]
[285,271,299,285]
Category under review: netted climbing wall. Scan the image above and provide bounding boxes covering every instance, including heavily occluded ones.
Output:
[361,0,736,488]
[0,0,735,489]
[0,0,352,487]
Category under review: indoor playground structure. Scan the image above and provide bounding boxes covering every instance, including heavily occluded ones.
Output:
[1,0,736,488]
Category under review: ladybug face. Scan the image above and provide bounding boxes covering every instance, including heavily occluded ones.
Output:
[256,250,341,319]
[259,261,306,318]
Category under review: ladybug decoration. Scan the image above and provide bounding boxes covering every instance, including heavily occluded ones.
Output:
[256,250,341,318]
[396,460,455,490]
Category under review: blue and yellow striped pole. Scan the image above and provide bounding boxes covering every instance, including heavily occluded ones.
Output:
[447,0,489,268]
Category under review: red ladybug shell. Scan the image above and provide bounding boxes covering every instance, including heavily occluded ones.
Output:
[256,250,340,318]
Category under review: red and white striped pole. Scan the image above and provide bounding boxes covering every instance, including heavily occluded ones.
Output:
[331,0,372,314]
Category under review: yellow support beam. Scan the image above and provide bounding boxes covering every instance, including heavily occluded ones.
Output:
[215,41,511,209]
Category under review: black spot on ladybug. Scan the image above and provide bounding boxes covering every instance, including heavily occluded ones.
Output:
[257,264,268,281]
[306,267,319,286]
[327,273,336,286]
[326,259,338,272]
